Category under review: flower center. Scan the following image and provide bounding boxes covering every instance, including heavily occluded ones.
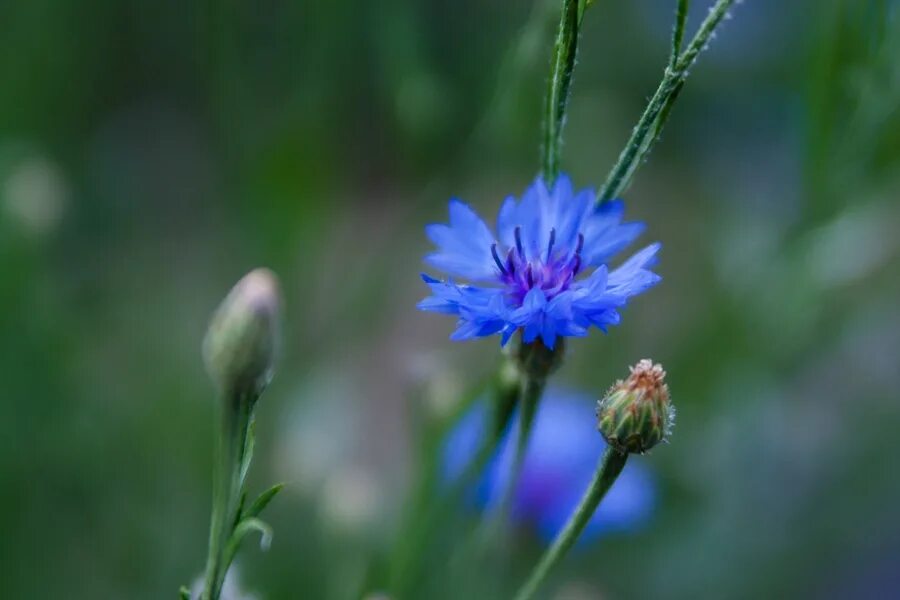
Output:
[491,226,584,304]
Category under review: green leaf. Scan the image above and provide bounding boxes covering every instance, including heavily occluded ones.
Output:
[244,483,285,520]
[237,517,273,551]
[178,585,192,600]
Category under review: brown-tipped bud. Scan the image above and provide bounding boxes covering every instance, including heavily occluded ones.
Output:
[203,268,281,398]
[596,359,673,454]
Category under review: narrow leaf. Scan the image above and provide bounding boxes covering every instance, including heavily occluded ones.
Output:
[234,517,274,551]
[244,483,285,520]
[222,517,274,572]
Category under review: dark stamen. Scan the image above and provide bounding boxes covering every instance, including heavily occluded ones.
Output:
[546,227,556,260]
[514,226,524,259]
[506,248,517,274]
[570,233,585,275]
[525,264,534,288]
[491,243,507,275]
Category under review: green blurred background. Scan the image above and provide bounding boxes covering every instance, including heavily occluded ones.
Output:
[1,0,899,598]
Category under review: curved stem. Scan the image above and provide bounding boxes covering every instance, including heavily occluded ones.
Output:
[541,0,585,184]
[513,448,628,600]
[597,0,737,204]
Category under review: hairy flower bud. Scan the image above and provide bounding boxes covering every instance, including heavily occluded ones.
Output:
[596,359,673,454]
[203,268,281,398]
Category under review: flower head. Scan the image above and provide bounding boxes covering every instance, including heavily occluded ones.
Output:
[418,175,660,348]
[442,388,656,544]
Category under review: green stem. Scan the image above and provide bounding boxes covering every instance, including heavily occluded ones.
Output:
[386,363,520,597]
[541,0,585,183]
[465,372,544,586]
[676,0,735,72]
[597,0,737,203]
[670,0,690,69]
[201,393,253,600]
[500,374,545,515]
[513,448,628,600]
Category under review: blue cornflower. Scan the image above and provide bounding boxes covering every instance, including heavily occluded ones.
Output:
[418,175,660,348]
[442,387,656,544]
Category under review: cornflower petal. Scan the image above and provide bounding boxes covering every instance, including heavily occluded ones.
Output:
[419,175,661,345]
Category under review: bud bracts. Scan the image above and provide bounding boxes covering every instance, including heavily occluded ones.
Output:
[203,268,281,398]
[597,359,673,454]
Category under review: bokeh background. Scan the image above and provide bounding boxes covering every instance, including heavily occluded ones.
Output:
[1,0,899,598]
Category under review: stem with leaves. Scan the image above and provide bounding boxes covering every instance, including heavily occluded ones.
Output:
[198,393,282,600]
[187,267,284,600]
[201,392,251,599]
[597,0,737,204]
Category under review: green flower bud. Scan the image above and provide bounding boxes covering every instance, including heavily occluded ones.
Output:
[203,268,281,398]
[596,359,673,454]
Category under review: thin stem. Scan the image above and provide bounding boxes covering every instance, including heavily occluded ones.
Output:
[201,400,234,600]
[670,0,691,69]
[388,418,511,591]
[596,75,670,203]
[453,371,545,592]
[386,364,520,597]
[541,0,584,184]
[597,0,737,204]
[501,375,545,513]
[465,0,558,158]
[675,0,735,73]
[201,394,253,600]
[513,448,628,600]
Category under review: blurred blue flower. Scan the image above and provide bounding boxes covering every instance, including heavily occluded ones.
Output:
[442,387,656,544]
[418,175,660,349]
